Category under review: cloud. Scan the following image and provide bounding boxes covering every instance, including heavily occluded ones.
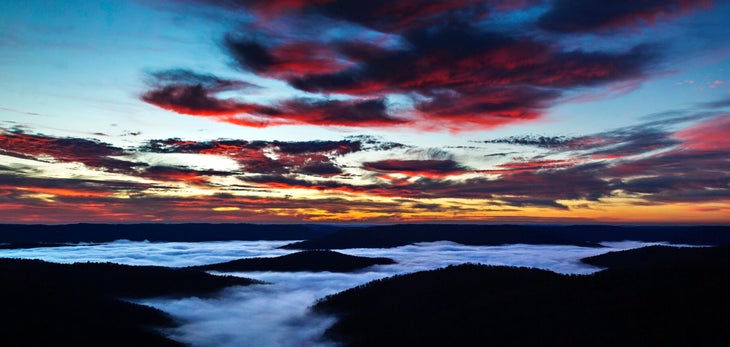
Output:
[0,130,142,173]
[141,166,236,185]
[674,113,730,151]
[3,110,729,222]
[141,0,665,130]
[537,0,711,33]
[312,0,495,32]
[483,135,574,148]
[0,174,151,200]
[225,36,353,78]
[484,121,683,160]
[139,137,385,176]
[278,98,406,126]
[146,69,258,90]
[141,69,406,127]
[362,159,470,178]
[479,114,730,206]
[284,25,655,129]
[141,69,278,119]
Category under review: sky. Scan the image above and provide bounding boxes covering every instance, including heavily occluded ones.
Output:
[1,0,729,224]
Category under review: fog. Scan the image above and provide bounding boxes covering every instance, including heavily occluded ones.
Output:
[0,240,294,266]
[1,240,672,346]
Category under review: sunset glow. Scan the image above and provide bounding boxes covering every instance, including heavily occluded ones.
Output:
[1,0,729,224]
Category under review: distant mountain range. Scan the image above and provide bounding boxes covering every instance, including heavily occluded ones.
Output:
[283,224,730,249]
[0,223,337,245]
[2,224,728,250]
[582,244,730,269]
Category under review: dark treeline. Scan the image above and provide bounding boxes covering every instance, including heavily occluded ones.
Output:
[0,258,259,346]
[190,250,395,272]
[0,223,337,246]
[315,244,730,346]
[581,244,730,269]
[284,224,730,249]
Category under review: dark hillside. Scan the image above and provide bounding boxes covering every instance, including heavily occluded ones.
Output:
[315,245,730,346]
[0,223,336,246]
[191,250,395,272]
[581,244,730,269]
[0,258,258,298]
[0,258,259,346]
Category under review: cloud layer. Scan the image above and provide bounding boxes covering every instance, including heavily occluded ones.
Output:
[2,106,729,222]
[133,0,710,130]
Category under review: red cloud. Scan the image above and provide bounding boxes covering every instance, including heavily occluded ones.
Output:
[260,41,354,77]
[140,0,666,131]
[141,84,278,117]
[674,114,730,151]
[0,131,138,173]
[140,138,371,176]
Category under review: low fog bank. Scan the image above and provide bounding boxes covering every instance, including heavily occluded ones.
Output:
[142,241,669,347]
[3,239,680,347]
[0,240,295,266]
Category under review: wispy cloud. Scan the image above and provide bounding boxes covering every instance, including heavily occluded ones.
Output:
[1,111,728,222]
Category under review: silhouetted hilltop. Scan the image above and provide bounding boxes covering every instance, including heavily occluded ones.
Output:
[282,224,603,249]
[315,246,730,346]
[0,258,258,298]
[0,258,259,346]
[546,225,730,245]
[0,223,336,246]
[284,224,730,249]
[581,244,730,269]
[191,250,395,272]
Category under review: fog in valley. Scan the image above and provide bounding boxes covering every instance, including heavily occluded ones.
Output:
[1,240,674,346]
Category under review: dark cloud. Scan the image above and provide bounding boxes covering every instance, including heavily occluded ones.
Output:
[272,139,362,155]
[0,173,154,200]
[285,24,658,128]
[225,36,351,77]
[224,37,276,73]
[154,0,666,130]
[141,70,278,118]
[141,166,237,185]
[279,98,406,126]
[538,0,711,33]
[580,128,680,159]
[146,69,257,90]
[480,115,730,206]
[139,137,383,177]
[699,96,730,109]
[484,135,574,148]
[362,159,470,178]
[141,68,407,127]
[313,0,493,32]
[5,113,729,221]
[0,130,142,173]
[485,121,681,159]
